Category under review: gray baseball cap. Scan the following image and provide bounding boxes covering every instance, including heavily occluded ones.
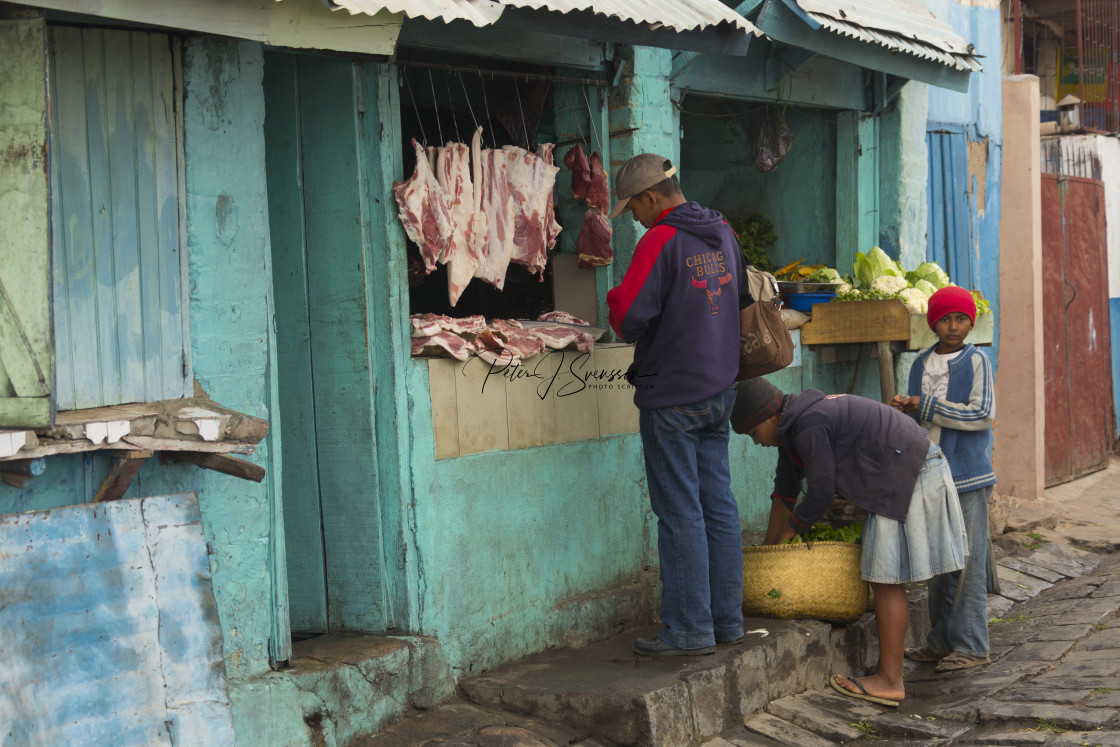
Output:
[607,154,678,219]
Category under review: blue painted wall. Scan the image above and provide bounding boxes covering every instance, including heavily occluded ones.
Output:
[926,0,1003,371]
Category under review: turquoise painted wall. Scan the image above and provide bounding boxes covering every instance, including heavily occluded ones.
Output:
[0,38,284,690]
[681,103,837,272]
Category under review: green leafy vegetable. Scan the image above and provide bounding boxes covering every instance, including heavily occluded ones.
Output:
[807,266,841,283]
[912,279,939,298]
[767,588,783,599]
[905,262,951,289]
[788,522,863,544]
[972,291,991,315]
[853,246,905,289]
[729,214,777,273]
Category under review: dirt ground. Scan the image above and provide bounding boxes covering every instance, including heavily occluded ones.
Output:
[996,454,1120,555]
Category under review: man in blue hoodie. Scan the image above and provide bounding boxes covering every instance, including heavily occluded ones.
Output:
[606,154,744,656]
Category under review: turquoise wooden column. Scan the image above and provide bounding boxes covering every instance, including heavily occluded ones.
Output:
[835,111,880,272]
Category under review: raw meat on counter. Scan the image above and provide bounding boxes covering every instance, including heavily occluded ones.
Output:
[537,310,589,326]
[409,313,487,338]
[394,139,454,272]
[576,210,613,268]
[409,312,598,363]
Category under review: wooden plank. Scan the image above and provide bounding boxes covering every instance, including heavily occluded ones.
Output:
[263,52,328,634]
[54,402,161,425]
[397,17,605,69]
[800,300,910,345]
[0,15,52,420]
[165,452,266,483]
[0,397,51,428]
[299,56,386,632]
[122,436,258,454]
[93,454,148,502]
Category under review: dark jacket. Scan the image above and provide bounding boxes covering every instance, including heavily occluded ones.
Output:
[772,390,931,531]
[907,344,997,492]
[606,201,742,410]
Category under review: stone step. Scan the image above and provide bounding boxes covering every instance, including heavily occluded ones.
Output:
[459,618,860,746]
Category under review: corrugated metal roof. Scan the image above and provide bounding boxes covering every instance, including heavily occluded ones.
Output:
[330,0,760,34]
[793,0,982,72]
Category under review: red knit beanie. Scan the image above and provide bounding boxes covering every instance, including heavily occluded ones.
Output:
[927,285,976,330]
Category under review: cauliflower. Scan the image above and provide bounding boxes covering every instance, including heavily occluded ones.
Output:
[869,275,909,295]
[897,287,928,315]
[836,282,852,294]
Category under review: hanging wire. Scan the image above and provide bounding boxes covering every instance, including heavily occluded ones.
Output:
[563,84,587,148]
[428,69,444,145]
[403,70,427,146]
[532,82,552,149]
[444,68,462,143]
[514,79,529,149]
[581,86,603,154]
[480,71,497,148]
[458,72,481,137]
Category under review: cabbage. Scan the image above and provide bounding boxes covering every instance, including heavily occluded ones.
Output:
[912,279,938,298]
[807,266,841,283]
[853,246,905,289]
[906,262,951,289]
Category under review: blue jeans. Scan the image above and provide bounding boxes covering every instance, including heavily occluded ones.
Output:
[639,387,744,649]
[925,486,992,657]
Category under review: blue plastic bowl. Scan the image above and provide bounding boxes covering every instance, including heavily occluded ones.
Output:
[783,292,836,312]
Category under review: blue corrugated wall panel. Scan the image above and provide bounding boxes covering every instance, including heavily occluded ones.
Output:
[0,493,235,745]
[48,26,191,411]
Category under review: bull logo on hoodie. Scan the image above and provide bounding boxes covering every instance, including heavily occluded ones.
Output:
[692,273,734,315]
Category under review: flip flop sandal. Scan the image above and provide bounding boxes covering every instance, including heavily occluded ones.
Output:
[829,674,901,707]
[935,652,991,673]
[904,646,948,663]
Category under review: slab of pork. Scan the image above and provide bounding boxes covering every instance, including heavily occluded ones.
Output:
[394,139,454,273]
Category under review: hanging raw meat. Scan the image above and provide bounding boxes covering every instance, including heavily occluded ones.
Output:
[586,151,610,214]
[474,147,519,289]
[436,136,477,306]
[577,210,613,269]
[394,139,453,273]
[505,145,560,280]
[536,143,562,252]
[563,144,591,201]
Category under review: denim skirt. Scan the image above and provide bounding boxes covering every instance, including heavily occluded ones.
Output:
[861,442,967,584]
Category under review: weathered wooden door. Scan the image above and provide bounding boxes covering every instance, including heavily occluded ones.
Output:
[1041,174,1114,486]
[263,53,387,636]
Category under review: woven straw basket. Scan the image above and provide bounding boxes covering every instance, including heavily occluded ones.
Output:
[742,541,868,624]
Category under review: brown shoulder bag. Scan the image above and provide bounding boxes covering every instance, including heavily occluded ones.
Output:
[737,265,794,380]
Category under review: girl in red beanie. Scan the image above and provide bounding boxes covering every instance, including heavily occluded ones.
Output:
[892,285,996,673]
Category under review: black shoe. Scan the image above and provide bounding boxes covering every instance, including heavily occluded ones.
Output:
[717,634,745,645]
[633,636,716,656]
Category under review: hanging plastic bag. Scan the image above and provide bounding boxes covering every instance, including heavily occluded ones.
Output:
[754,105,794,173]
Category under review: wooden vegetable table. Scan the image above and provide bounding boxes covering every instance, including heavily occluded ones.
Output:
[799,300,910,403]
[798,299,994,403]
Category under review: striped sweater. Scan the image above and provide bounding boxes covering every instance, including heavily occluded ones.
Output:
[907,343,997,492]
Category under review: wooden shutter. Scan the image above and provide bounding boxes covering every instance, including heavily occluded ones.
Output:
[48,27,190,411]
[926,128,977,288]
[0,12,53,428]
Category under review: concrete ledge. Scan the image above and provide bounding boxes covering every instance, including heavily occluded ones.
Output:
[230,634,455,747]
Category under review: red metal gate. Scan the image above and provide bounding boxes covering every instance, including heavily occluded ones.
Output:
[1041,173,1115,486]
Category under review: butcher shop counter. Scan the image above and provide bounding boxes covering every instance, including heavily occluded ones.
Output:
[425,343,641,459]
